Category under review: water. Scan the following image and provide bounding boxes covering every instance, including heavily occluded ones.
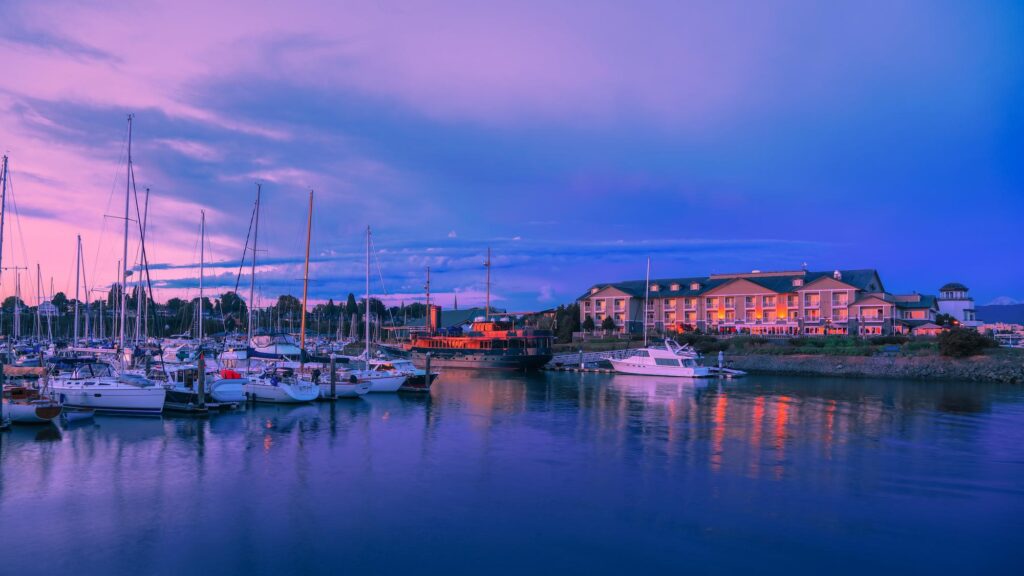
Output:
[2,372,1023,575]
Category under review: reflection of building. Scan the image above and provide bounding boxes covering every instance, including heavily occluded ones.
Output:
[578,268,950,337]
[938,282,981,328]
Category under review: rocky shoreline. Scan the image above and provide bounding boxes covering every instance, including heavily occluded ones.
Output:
[721,353,1024,384]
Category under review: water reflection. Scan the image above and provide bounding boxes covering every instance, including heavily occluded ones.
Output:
[1,373,1022,575]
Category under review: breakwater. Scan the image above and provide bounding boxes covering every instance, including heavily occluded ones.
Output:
[723,353,1024,384]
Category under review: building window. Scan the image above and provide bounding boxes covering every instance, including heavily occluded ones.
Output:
[792,278,803,287]
[787,294,798,308]
[650,284,660,292]
[724,297,735,308]
[744,296,755,308]
[705,311,716,323]
[788,310,799,321]
[806,309,821,321]
[684,311,696,323]
[690,282,701,291]
[706,297,718,308]
[583,301,591,311]
[763,295,776,308]
[832,292,849,307]
[804,293,820,308]
[664,299,676,310]
[670,283,680,291]
[665,311,676,323]
[724,310,736,322]
[832,309,848,322]
[614,299,625,312]
[684,298,696,309]
[764,310,777,322]
[745,310,755,322]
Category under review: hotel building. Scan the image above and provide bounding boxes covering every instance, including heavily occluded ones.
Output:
[578,269,945,337]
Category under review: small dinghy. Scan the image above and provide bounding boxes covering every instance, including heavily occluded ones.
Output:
[62,406,96,422]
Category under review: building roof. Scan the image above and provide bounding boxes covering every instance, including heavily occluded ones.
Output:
[893,294,938,309]
[940,282,968,292]
[578,268,884,300]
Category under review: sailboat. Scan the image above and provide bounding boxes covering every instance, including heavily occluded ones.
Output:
[51,116,166,415]
[244,190,318,403]
[344,226,406,392]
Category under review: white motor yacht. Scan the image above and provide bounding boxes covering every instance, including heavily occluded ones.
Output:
[609,340,710,378]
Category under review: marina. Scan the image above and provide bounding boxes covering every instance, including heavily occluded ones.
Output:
[2,370,1022,574]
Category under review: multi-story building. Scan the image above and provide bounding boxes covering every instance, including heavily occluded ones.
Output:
[579,268,944,337]
[937,282,982,328]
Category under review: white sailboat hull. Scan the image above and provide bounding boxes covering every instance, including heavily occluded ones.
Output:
[316,381,370,398]
[52,384,166,415]
[244,380,318,403]
[210,379,247,403]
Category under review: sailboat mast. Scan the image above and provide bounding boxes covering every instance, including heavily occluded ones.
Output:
[643,256,651,347]
[35,264,42,340]
[299,190,313,363]
[485,247,491,320]
[248,184,261,344]
[425,266,431,333]
[119,115,132,350]
[74,235,81,344]
[199,210,205,341]
[0,155,7,282]
[365,225,370,360]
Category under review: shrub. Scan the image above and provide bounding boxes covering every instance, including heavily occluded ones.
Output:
[600,316,616,331]
[937,328,998,358]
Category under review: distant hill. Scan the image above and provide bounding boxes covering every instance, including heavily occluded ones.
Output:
[976,304,1024,324]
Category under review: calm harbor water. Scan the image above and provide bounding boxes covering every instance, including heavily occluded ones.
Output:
[2,372,1023,575]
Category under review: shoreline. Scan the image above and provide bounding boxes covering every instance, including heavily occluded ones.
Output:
[718,353,1024,384]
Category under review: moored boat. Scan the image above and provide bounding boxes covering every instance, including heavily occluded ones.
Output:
[609,339,710,378]
[51,363,166,416]
[3,385,62,424]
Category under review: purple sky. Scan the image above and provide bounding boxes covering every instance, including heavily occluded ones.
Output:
[1,0,1021,310]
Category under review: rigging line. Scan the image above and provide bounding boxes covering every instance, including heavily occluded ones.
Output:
[233,200,257,294]
[91,126,130,296]
[369,234,397,327]
[5,169,32,274]
[129,164,158,334]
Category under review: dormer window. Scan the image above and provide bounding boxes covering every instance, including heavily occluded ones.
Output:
[670,283,680,291]
[792,278,803,287]
[833,270,842,281]
[590,287,599,294]
[690,282,700,291]
[650,284,660,292]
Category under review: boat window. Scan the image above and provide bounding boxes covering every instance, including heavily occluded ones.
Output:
[634,350,650,357]
[655,358,680,367]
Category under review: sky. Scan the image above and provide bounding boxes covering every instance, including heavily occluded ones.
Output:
[0,0,1021,310]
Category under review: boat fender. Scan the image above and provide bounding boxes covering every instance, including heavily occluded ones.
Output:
[349,375,358,384]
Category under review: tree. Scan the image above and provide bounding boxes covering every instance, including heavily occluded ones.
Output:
[938,328,997,358]
[51,292,69,313]
[345,293,358,316]
[2,296,26,311]
[601,316,616,331]
[555,303,581,343]
[935,313,957,327]
[582,315,595,332]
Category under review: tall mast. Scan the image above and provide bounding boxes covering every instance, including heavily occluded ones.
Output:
[74,235,81,344]
[643,256,651,347]
[119,114,132,350]
[35,264,42,340]
[198,210,205,341]
[248,183,261,344]
[424,266,431,333]
[80,243,90,340]
[0,155,7,286]
[485,247,491,319]
[299,190,313,364]
[365,225,371,361]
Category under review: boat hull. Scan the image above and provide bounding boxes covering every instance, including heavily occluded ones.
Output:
[316,381,370,398]
[53,386,166,415]
[404,350,551,371]
[244,381,319,403]
[6,400,62,423]
[609,359,711,378]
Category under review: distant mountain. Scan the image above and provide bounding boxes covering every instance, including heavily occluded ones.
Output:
[976,304,1024,324]
[987,296,1021,306]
